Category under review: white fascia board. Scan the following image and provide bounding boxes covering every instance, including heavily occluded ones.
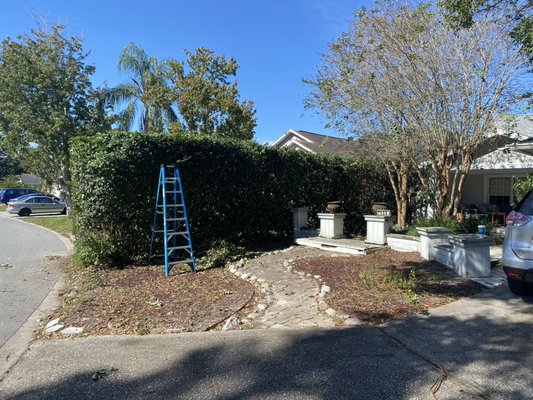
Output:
[282,139,315,153]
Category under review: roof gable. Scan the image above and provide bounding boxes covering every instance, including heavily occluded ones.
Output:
[272,129,362,157]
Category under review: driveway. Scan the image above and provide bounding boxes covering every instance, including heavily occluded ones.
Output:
[1,286,532,399]
[0,214,68,348]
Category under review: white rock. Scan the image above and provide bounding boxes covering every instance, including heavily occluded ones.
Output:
[45,318,61,329]
[257,278,266,283]
[257,303,269,311]
[222,316,240,330]
[314,275,321,280]
[46,324,64,334]
[283,260,289,267]
[321,285,331,294]
[287,259,294,263]
[325,308,336,317]
[247,312,260,319]
[234,271,242,277]
[297,271,305,277]
[306,273,312,277]
[287,266,293,273]
[345,317,363,326]
[237,259,245,268]
[229,268,237,274]
[241,273,250,280]
[60,326,84,336]
[250,276,257,281]
[319,292,327,298]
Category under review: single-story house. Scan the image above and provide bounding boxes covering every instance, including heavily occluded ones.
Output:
[461,115,533,216]
[274,116,533,221]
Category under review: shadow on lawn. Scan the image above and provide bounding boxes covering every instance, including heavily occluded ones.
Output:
[4,288,533,400]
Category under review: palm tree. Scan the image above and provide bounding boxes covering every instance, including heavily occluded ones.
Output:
[109,43,177,132]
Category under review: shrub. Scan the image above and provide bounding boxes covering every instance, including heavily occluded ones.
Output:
[71,132,391,266]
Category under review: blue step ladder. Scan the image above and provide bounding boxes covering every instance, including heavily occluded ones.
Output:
[149,165,196,276]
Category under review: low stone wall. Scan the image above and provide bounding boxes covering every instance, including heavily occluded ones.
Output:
[385,234,420,253]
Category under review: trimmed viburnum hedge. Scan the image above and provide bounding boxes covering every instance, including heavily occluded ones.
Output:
[71,132,392,265]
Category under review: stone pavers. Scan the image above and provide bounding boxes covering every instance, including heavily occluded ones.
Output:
[228,246,341,329]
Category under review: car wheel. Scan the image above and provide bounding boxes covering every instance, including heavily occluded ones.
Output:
[507,277,532,296]
[18,208,31,217]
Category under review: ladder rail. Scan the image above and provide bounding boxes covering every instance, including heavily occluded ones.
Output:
[148,167,164,265]
[176,167,196,272]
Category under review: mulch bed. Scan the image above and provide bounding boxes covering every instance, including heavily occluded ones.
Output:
[293,250,483,325]
[44,264,257,337]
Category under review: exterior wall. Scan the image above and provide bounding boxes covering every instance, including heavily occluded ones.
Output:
[461,168,532,208]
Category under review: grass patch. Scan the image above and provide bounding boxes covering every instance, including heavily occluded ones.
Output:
[24,216,73,237]
[0,204,6,212]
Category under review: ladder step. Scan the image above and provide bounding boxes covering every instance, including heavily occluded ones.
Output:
[168,245,192,251]
[168,259,194,266]
[157,204,184,208]
[167,231,189,237]
[164,191,182,194]
[167,218,186,221]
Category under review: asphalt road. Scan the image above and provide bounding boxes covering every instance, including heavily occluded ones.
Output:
[0,214,67,347]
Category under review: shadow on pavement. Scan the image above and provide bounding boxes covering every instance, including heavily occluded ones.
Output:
[2,288,533,399]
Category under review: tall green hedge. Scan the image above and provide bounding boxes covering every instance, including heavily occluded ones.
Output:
[71,132,392,265]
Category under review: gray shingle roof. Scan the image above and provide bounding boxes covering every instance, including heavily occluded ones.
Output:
[273,129,362,157]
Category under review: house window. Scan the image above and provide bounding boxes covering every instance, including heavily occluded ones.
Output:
[488,177,512,207]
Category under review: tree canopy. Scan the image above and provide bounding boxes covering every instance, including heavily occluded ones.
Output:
[110,43,177,132]
[0,24,110,200]
[440,0,532,61]
[306,1,530,220]
[167,48,256,139]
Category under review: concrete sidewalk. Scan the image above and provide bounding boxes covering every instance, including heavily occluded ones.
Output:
[1,286,533,399]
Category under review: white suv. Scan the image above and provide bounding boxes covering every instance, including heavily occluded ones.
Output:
[503,190,533,296]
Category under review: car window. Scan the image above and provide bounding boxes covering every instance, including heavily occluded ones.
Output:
[39,197,54,203]
[25,198,36,204]
[517,191,533,215]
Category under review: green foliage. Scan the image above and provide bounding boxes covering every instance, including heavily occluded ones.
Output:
[109,43,177,132]
[409,217,461,235]
[196,240,247,270]
[71,132,390,266]
[513,175,533,204]
[0,24,110,201]
[440,0,532,61]
[168,48,256,139]
[0,174,23,188]
[0,154,22,180]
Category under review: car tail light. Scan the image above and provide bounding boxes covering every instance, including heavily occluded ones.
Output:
[506,211,531,227]
[506,271,522,278]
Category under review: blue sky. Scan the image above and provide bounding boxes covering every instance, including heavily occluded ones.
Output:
[0,1,375,143]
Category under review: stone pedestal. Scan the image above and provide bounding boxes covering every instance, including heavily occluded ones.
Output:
[364,215,394,245]
[451,234,493,278]
[417,227,453,260]
[318,213,346,239]
[293,207,309,230]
